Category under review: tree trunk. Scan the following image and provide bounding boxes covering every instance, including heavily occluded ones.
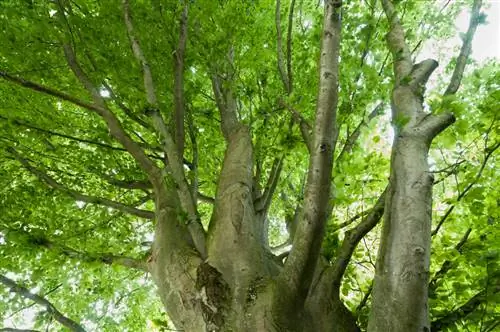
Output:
[368,84,454,331]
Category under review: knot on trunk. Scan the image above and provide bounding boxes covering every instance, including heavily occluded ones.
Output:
[196,262,229,329]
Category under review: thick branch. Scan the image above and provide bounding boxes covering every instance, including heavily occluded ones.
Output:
[211,73,240,140]
[0,275,86,332]
[280,0,341,307]
[420,112,456,140]
[8,148,154,219]
[444,0,483,95]
[409,59,439,87]
[381,0,413,81]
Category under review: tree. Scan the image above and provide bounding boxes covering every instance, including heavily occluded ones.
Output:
[0,0,498,331]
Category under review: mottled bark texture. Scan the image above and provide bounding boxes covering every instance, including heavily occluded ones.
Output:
[147,1,344,331]
[367,0,480,330]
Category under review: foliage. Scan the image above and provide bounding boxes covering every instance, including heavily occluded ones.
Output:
[0,0,498,331]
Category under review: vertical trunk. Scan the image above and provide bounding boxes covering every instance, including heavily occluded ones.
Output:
[149,190,206,331]
[369,133,433,330]
[368,84,454,331]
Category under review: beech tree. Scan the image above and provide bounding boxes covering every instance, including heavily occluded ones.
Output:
[0,0,498,331]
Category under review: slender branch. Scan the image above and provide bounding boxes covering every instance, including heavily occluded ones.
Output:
[330,187,387,290]
[0,77,159,183]
[8,148,154,219]
[102,176,152,191]
[0,329,41,332]
[279,99,312,151]
[103,175,213,203]
[356,283,373,314]
[429,228,472,293]
[286,0,295,93]
[0,114,163,161]
[336,102,384,164]
[0,275,86,332]
[101,82,153,131]
[276,0,291,93]
[444,0,483,95]
[255,156,284,212]
[123,0,157,106]
[187,110,199,201]
[432,141,500,236]
[32,234,148,271]
[173,2,188,156]
[431,286,499,331]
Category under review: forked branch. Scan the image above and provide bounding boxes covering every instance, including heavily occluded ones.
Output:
[280,0,341,308]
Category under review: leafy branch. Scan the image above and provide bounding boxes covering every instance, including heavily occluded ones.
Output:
[0,275,86,332]
[25,232,148,271]
[432,140,500,236]
[7,147,154,219]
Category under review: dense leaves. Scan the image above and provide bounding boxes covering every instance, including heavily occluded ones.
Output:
[0,0,498,331]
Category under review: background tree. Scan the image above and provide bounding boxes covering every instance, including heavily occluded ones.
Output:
[0,0,498,331]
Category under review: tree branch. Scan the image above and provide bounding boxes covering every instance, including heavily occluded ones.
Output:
[330,187,387,290]
[444,0,483,95]
[429,228,472,293]
[286,0,295,93]
[0,275,86,332]
[173,2,188,157]
[431,286,499,331]
[211,72,240,140]
[420,112,456,140]
[0,329,41,332]
[280,0,341,309]
[0,114,163,161]
[121,0,206,256]
[255,156,284,212]
[0,76,159,185]
[432,141,500,235]
[381,0,413,82]
[336,102,384,164]
[123,0,157,106]
[276,0,291,93]
[32,234,148,272]
[8,148,155,219]
[279,99,312,151]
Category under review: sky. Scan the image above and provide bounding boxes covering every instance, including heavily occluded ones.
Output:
[456,0,499,61]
